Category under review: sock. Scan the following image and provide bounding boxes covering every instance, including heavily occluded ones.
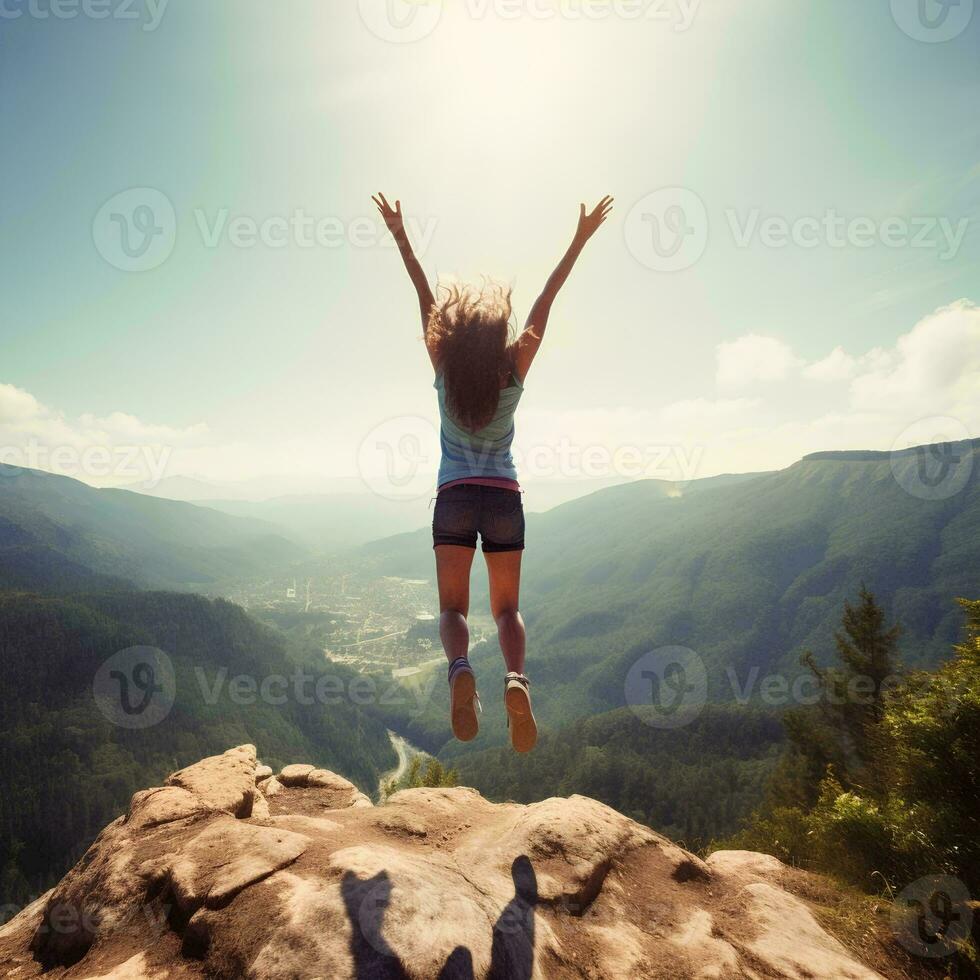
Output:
[447,656,472,684]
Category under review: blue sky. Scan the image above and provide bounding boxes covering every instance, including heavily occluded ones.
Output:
[1,0,978,496]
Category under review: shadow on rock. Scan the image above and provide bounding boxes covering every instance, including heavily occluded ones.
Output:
[489,855,538,980]
[438,945,476,979]
[341,857,539,980]
[341,870,410,980]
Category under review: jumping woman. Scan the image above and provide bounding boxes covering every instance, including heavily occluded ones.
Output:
[373,192,614,752]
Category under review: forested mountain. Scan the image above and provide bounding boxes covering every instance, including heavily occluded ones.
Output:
[0,590,396,908]
[2,441,976,917]
[523,442,979,666]
[372,441,980,754]
[0,464,305,590]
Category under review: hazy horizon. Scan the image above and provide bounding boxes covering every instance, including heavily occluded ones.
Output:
[2,0,979,500]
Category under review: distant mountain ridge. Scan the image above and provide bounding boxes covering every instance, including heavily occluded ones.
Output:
[0,463,306,590]
[803,436,979,462]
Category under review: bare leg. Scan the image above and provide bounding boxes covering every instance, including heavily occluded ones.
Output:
[435,545,475,663]
[486,549,536,751]
[484,550,525,674]
[436,544,480,741]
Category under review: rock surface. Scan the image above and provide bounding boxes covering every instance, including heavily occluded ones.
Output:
[0,746,886,980]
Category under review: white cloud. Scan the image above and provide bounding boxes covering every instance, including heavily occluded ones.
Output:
[849,300,980,419]
[656,301,979,480]
[0,383,210,488]
[78,411,209,445]
[803,346,856,382]
[716,334,803,390]
[0,383,45,423]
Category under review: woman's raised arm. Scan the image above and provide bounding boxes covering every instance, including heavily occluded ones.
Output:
[373,193,436,358]
[512,196,613,381]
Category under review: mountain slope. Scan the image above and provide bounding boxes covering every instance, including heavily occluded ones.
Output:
[522,440,980,679]
[369,440,980,753]
[0,464,306,589]
[0,590,396,907]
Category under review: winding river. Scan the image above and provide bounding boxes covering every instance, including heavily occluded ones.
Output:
[376,729,425,802]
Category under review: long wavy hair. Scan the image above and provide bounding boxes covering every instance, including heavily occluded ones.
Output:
[427,280,517,432]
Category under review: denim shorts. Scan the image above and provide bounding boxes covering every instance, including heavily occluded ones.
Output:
[432,484,525,553]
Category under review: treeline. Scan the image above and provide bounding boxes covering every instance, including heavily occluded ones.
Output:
[452,705,785,847]
[0,590,397,909]
[729,589,979,966]
[384,755,458,799]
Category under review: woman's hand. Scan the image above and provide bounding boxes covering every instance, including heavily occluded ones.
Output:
[372,192,405,238]
[575,195,614,243]
[372,192,435,348]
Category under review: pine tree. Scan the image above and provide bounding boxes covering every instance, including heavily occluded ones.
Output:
[882,598,980,893]
[385,755,459,795]
[795,585,901,793]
